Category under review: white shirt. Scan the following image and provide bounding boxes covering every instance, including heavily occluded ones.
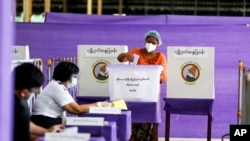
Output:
[32,80,75,118]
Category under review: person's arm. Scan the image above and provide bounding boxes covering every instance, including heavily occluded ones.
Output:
[159,54,167,84]
[117,53,134,62]
[63,102,97,114]
[63,101,113,114]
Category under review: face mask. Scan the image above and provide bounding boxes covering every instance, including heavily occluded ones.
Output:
[145,43,157,52]
[68,77,77,88]
[24,92,35,101]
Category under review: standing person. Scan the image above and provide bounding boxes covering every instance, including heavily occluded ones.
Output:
[31,61,109,128]
[13,63,63,141]
[117,30,167,141]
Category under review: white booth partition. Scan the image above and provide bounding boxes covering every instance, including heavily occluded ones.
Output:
[167,46,215,99]
[77,45,128,97]
[12,45,30,60]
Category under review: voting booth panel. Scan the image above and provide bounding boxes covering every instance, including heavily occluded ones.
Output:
[47,57,78,98]
[238,60,250,125]
[167,46,215,99]
[12,45,30,60]
[77,45,128,97]
[107,64,162,102]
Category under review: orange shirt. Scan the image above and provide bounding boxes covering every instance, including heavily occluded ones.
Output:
[128,48,167,83]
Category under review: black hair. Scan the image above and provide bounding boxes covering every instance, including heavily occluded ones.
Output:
[52,61,79,82]
[14,63,44,90]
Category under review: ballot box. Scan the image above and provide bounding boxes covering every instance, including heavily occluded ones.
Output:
[107,64,163,102]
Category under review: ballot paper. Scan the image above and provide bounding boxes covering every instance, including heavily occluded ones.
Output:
[130,54,139,65]
[112,99,128,110]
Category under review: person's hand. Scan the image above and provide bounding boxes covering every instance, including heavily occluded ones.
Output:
[47,124,64,133]
[96,101,112,107]
[125,53,134,62]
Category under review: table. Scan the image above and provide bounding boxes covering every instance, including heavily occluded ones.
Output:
[76,96,162,141]
[76,96,161,123]
[79,111,131,141]
[36,136,106,141]
[70,121,117,141]
[164,98,214,141]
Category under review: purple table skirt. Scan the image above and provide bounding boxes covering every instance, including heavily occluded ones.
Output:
[67,121,117,141]
[79,111,131,141]
[36,136,106,141]
[164,98,214,116]
[126,101,161,123]
[76,96,162,123]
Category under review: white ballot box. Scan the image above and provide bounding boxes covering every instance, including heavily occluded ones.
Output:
[12,45,30,60]
[107,64,163,102]
[167,46,215,99]
[77,45,128,97]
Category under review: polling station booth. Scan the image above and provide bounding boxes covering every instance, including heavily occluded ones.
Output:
[75,45,132,141]
[77,45,128,97]
[164,46,215,141]
[14,14,250,139]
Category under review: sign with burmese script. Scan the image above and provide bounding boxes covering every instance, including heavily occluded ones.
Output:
[66,117,105,126]
[107,64,163,102]
[12,45,30,60]
[167,46,214,99]
[45,133,90,141]
[89,107,121,114]
[78,45,128,97]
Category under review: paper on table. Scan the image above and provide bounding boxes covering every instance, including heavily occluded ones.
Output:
[112,99,128,110]
[61,127,78,133]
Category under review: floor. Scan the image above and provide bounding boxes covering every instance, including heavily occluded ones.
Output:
[158,138,229,141]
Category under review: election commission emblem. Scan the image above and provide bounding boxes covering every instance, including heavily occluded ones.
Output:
[181,62,200,83]
[92,60,110,82]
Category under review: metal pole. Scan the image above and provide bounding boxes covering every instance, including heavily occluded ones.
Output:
[44,0,51,13]
[87,0,92,15]
[23,0,33,22]
[118,0,123,15]
[97,0,102,15]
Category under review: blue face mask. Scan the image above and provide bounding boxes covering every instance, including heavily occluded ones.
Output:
[67,77,77,88]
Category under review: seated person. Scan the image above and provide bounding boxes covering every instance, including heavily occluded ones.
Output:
[13,63,63,141]
[31,61,108,128]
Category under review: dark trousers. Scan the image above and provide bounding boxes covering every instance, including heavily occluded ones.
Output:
[129,123,158,141]
[30,115,62,128]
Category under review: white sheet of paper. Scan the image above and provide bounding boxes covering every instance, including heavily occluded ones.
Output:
[89,107,121,114]
[61,127,78,133]
[66,117,105,126]
[45,133,90,141]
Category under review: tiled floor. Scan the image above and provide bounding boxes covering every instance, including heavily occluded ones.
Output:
[158,138,229,141]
